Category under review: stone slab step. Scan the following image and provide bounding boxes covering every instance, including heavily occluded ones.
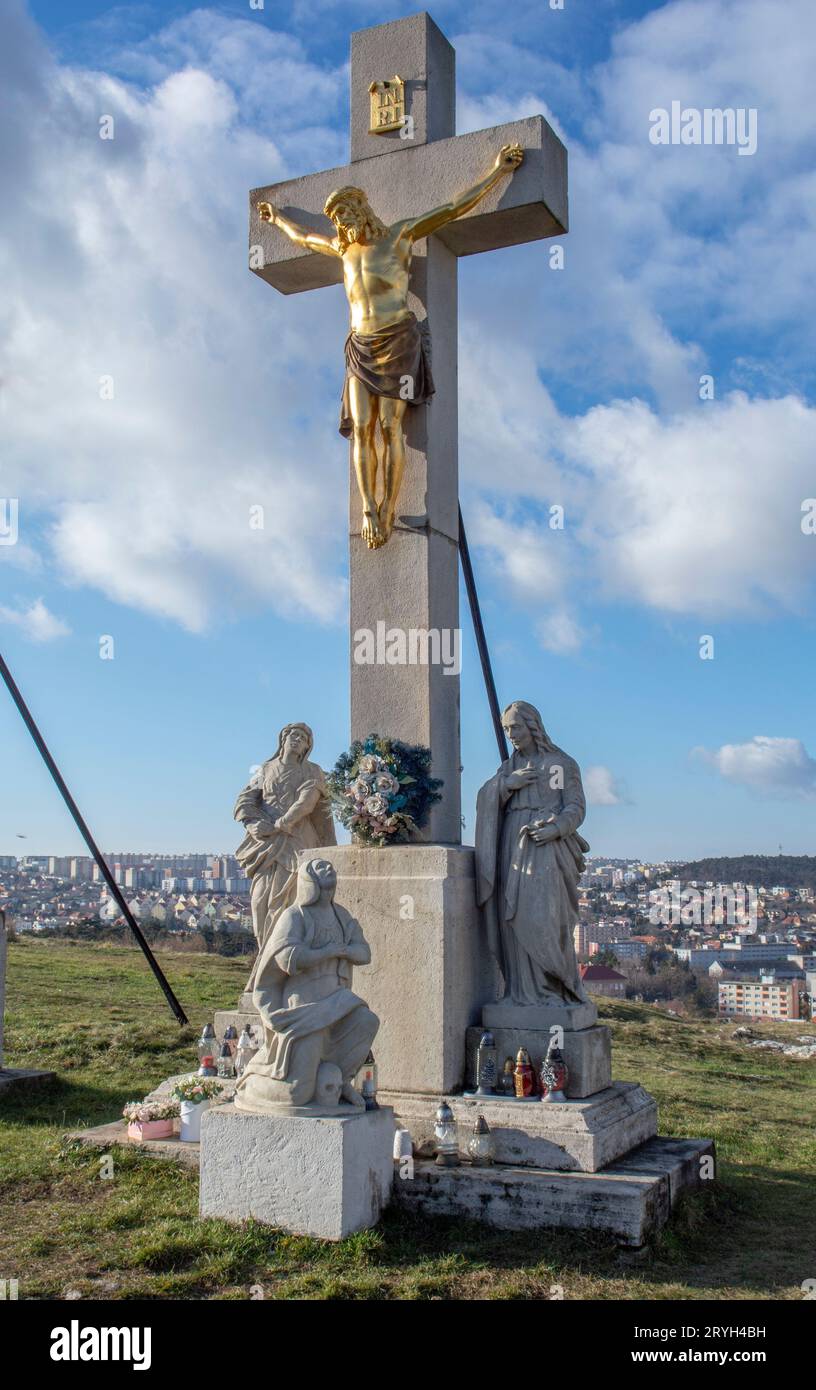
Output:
[0,1068,56,1097]
[64,1119,201,1169]
[393,1137,716,1246]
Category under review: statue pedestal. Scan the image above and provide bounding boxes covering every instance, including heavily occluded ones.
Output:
[199,1103,396,1239]
[482,998,597,1031]
[466,1022,611,1098]
[383,1081,656,1172]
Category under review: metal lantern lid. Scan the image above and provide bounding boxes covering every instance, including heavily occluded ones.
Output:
[199,1023,216,1039]
[473,1115,491,1135]
[478,1030,495,1049]
[435,1100,454,1124]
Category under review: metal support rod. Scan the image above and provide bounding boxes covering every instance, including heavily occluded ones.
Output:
[458,504,509,763]
[0,650,188,1025]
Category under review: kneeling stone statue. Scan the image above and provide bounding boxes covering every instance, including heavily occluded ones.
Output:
[235,857,378,1114]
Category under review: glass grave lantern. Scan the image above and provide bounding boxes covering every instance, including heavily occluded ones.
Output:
[433,1101,459,1167]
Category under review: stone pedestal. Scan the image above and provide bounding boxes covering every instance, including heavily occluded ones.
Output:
[199,1103,396,1240]
[466,1023,612,1098]
[383,1081,657,1172]
[301,843,500,1095]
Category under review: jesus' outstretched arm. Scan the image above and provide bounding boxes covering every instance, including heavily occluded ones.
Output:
[401,143,524,243]
[257,202,340,257]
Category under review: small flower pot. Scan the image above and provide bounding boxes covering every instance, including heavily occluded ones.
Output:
[179,1098,210,1142]
[127,1119,174,1142]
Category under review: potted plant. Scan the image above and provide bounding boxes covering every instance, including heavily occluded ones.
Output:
[171,1076,224,1142]
[123,1098,179,1142]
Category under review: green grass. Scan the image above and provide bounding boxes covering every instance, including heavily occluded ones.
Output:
[1,938,815,1300]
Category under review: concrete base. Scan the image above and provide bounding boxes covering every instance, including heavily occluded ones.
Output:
[199,1102,396,1240]
[0,1067,56,1097]
[465,1024,612,1098]
[393,1137,716,1246]
[383,1081,657,1172]
[482,999,597,1031]
[303,844,500,1095]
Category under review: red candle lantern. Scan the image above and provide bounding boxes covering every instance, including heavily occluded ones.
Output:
[540,1038,569,1103]
[513,1047,536,1098]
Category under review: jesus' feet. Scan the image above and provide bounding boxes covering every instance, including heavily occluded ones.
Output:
[361,508,384,549]
[377,499,396,545]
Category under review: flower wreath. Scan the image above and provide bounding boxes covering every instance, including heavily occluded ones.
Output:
[328,735,443,847]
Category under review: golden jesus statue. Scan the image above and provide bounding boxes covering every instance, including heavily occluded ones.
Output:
[258,143,524,550]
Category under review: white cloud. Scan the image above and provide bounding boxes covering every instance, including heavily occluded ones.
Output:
[694,735,816,797]
[0,598,70,642]
[569,392,816,617]
[535,610,585,655]
[464,387,816,646]
[584,764,624,806]
[467,503,564,603]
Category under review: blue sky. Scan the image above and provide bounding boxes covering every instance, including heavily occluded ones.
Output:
[2,0,815,859]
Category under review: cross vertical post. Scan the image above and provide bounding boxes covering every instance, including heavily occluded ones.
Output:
[347,16,462,843]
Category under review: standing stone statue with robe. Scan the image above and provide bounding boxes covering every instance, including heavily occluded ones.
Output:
[475,701,590,1008]
[234,723,336,993]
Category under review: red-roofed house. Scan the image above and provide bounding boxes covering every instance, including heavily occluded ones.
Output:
[579,963,627,997]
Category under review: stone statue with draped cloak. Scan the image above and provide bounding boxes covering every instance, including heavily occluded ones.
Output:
[234,722,336,993]
[475,701,591,1008]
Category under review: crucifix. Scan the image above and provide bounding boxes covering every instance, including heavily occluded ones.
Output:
[249,11,567,845]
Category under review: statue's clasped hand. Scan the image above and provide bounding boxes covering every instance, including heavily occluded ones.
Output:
[257,201,276,223]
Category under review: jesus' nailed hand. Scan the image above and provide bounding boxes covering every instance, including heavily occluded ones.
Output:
[257,143,524,550]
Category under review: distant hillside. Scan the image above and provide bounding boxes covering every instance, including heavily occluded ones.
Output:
[668,855,816,890]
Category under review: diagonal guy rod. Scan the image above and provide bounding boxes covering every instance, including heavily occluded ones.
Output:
[458,504,510,764]
[0,649,188,1024]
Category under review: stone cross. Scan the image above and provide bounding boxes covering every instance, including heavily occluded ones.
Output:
[249,12,567,843]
